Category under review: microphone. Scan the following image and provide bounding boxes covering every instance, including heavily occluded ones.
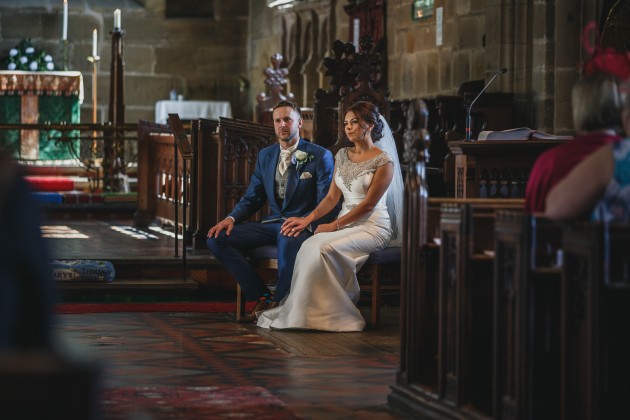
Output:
[466,67,508,141]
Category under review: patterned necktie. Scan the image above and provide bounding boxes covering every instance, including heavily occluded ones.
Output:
[279,149,292,175]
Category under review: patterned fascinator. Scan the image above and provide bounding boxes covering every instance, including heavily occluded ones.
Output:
[582,48,630,81]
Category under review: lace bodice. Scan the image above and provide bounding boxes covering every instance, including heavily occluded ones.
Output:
[335,148,393,213]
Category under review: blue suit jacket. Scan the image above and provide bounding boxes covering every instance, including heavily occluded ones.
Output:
[228,138,336,227]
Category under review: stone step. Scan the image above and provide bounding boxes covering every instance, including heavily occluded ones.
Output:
[57,278,199,301]
[56,278,198,293]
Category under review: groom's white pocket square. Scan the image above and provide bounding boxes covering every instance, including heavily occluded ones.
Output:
[300,172,313,179]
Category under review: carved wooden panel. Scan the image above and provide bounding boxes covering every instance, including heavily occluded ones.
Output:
[449,140,570,198]
[218,118,276,222]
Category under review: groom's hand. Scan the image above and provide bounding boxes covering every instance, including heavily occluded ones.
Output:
[207,217,235,238]
[281,217,309,237]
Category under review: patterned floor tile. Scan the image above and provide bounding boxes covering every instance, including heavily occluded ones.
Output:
[55,311,412,418]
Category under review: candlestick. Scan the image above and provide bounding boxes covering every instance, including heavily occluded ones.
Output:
[114,9,121,29]
[92,29,98,57]
[62,0,68,40]
[62,39,69,70]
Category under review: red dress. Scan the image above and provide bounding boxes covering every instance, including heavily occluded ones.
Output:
[524,132,622,213]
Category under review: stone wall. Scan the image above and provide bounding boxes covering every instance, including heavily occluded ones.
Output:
[248,0,344,111]
[0,0,609,133]
[387,0,602,133]
[0,0,250,123]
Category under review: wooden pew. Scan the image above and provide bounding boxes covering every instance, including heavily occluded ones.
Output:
[560,223,630,420]
[493,216,630,420]
[437,199,523,419]
[390,195,526,418]
[391,115,630,420]
[448,140,570,199]
[493,213,562,419]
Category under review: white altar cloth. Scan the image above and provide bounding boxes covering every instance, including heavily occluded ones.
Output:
[155,100,232,124]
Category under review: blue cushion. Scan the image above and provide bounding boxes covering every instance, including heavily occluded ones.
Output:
[50,260,115,282]
[32,192,63,204]
[366,246,401,264]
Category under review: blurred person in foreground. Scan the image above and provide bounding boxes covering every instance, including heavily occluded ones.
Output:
[546,49,630,221]
[524,48,630,213]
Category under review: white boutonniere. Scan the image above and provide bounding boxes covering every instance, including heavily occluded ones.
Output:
[292,150,314,170]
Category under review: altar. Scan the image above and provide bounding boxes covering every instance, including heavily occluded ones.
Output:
[154,100,232,124]
[0,70,83,160]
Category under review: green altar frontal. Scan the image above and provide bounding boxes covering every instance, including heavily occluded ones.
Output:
[0,70,83,160]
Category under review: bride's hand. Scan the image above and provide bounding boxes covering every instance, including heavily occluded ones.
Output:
[314,222,336,235]
[281,217,309,237]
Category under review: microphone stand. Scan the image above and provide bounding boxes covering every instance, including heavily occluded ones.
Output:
[466,68,507,141]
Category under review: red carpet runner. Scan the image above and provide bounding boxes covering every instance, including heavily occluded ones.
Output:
[102,386,298,419]
[56,301,255,314]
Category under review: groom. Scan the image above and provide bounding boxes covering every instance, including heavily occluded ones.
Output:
[207,100,336,322]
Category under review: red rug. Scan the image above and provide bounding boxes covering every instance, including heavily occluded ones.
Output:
[102,386,298,419]
[56,301,255,314]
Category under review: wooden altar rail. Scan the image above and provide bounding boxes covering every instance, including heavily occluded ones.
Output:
[134,117,276,249]
[134,118,219,244]
[391,200,630,419]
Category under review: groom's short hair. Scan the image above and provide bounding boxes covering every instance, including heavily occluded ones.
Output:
[273,100,302,118]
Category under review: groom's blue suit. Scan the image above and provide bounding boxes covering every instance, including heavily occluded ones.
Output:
[207,138,336,302]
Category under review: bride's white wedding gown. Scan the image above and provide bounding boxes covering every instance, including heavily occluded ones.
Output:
[257,148,393,332]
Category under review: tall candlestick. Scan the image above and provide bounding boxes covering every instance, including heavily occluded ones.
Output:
[114,9,121,29]
[92,29,98,57]
[62,0,68,40]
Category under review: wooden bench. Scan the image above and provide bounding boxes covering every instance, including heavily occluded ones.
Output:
[492,215,630,419]
[448,139,570,198]
[435,198,524,418]
[393,198,630,419]
[493,212,563,419]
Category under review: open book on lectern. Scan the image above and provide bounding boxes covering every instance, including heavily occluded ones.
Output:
[477,127,573,141]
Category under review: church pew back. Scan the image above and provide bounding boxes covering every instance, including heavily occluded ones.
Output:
[493,212,562,420]
[437,199,524,418]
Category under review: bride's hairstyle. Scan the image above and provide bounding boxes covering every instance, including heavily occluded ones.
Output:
[346,101,384,140]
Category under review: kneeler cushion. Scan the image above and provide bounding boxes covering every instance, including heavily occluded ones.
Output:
[25,176,75,192]
[51,260,115,282]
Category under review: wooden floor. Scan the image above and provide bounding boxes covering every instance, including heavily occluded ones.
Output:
[44,218,409,418]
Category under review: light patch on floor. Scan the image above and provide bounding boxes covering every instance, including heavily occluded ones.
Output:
[111,225,159,240]
[41,225,89,239]
[149,225,182,239]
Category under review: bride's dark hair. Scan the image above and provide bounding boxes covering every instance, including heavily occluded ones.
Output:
[346,101,384,140]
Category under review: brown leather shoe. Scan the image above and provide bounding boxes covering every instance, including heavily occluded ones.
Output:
[237,300,270,323]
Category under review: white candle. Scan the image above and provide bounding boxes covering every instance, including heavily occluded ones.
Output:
[62,0,68,40]
[114,9,121,29]
[92,29,97,57]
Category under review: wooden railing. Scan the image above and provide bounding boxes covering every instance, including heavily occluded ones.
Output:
[135,117,275,249]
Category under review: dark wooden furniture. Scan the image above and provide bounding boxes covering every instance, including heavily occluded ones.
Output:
[448,139,569,198]
[493,212,562,419]
[391,188,630,420]
[560,223,630,420]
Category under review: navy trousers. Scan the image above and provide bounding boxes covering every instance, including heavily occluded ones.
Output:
[207,222,311,302]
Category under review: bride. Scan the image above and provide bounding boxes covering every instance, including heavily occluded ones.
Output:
[256,101,403,332]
